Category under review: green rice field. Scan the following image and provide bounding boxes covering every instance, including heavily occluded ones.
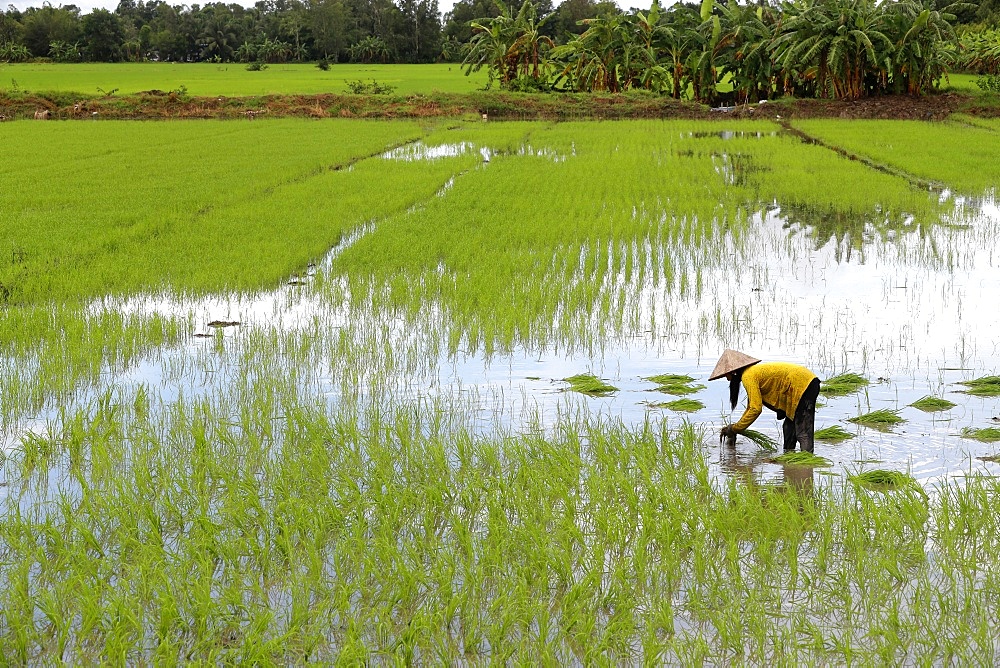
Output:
[2,116,1000,661]
[0,62,487,96]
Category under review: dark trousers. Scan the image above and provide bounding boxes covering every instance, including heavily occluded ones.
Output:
[782,378,820,453]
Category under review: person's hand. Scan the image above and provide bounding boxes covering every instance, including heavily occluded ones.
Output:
[720,425,737,444]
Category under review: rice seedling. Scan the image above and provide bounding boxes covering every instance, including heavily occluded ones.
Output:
[651,381,706,396]
[977,454,1000,463]
[643,374,705,396]
[820,373,870,397]
[563,373,617,396]
[814,425,855,443]
[741,428,779,451]
[961,427,1000,442]
[848,469,920,490]
[644,398,705,412]
[644,373,697,385]
[794,119,1000,195]
[909,395,957,411]
[956,376,1000,397]
[848,409,906,431]
[769,451,832,466]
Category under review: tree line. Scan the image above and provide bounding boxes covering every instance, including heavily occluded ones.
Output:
[0,0,997,97]
[0,0,443,64]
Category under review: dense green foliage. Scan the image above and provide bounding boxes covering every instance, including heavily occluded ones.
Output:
[0,0,443,64]
[465,0,965,100]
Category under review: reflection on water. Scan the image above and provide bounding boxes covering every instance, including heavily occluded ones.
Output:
[687,131,779,140]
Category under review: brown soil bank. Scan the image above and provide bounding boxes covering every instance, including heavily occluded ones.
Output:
[0,89,996,122]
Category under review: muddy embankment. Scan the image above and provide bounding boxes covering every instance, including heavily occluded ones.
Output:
[1,89,997,122]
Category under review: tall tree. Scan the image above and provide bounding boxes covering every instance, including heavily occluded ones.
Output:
[82,8,125,61]
[20,4,81,57]
[309,0,352,59]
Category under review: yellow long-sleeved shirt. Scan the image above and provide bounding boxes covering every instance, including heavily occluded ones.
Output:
[732,362,818,432]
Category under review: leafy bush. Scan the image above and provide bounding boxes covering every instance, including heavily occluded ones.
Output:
[246,61,269,72]
[317,59,331,71]
[977,74,1000,92]
[343,79,396,95]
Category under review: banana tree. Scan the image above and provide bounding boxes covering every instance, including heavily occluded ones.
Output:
[886,0,959,95]
[464,0,554,89]
[715,1,777,103]
[683,0,723,104]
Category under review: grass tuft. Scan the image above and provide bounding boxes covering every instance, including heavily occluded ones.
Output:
[961,427,1000,443]
[848,409,905,431]
[814,425,855,443]
[957,376,1000,397]
[909,395,957,411]
[563,373,618,397]
[821,373,869,397]
[770,451,832,466]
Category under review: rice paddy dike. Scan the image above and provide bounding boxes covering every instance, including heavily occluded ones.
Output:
[1,82,998,123]
[2,116,1000,662]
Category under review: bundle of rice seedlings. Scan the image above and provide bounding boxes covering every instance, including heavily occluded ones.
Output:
[977,454,1000,463]
[814,425,855,443]
[961,427,1000,443]
[656,382,706,396]
[770,451,832,466]
[957,376,1000,397]
[741,429,778,451]
[909,395,957,411]
[821,373,870,397]
[643,373,705,396]
[848,409,905,431]
[663,399,705,412]
[563,373,617,397]
[849,469,920,491]
[644,373,696,385]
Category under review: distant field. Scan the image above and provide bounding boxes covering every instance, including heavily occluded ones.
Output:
[0,62,487,96]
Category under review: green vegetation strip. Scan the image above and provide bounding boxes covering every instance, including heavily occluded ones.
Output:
[563,373,617,397]
[909,396,957,411]
[814,425,855,443]
[848,409,906,431]
[961,427,1000,443]
[821,373,870,397]
[957,376,1000,397]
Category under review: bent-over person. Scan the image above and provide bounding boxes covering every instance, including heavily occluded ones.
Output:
[710,349,820,453]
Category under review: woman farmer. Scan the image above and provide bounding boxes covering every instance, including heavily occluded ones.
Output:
[710,349,821,453]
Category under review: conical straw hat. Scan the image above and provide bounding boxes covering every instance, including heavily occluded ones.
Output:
[708,349,761,380]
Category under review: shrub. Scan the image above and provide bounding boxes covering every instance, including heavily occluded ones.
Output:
[344,79,396,95]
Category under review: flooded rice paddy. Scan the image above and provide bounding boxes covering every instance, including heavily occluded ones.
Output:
[3,119,1000,662]
[32,136,1000,488]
